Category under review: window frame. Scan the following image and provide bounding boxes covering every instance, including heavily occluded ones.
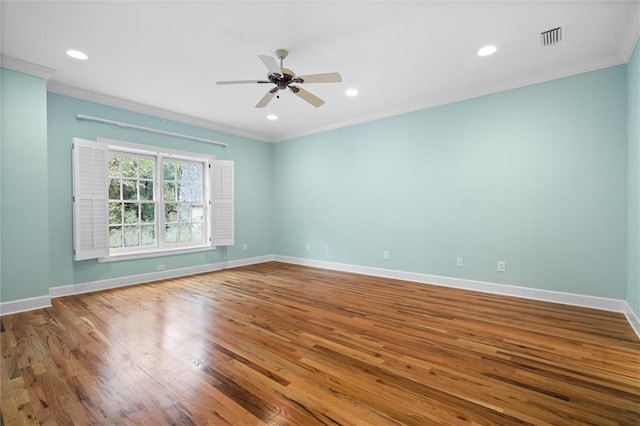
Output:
[100,138,215,261]
[73,138,234,263]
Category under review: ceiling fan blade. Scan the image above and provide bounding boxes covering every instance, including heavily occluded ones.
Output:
[255,89,277,108]
[294,72,343,84]
[216,80,270,85]
[291,86,325,107]
[258,55,281,76]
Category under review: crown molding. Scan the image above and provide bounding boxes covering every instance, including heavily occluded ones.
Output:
[275,54,627,142]
[0,55,56,80]
[47,82,270,143]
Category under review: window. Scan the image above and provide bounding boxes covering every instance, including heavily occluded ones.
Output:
[108,153,157,250]
[73,138,234,261]
[162,159,205,246]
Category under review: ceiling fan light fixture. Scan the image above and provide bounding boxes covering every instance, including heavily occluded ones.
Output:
[218,49,342,108]
[266,114,278,121]
[66,49,88,60]
[477,45,497,57]
[345,88,359,97]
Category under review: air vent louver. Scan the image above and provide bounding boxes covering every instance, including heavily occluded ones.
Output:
[541,26,563,46]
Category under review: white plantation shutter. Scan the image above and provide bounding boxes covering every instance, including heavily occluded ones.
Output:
[72,138,109,260]
[211,160,234,246]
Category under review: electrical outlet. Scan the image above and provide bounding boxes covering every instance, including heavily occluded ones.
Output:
[306,244,311,252]
[497,261,506,272]
[325,245,330,253]
[242,243,247,251]
[383,250,390,260]
[456,257,463,267]
[156,264,165,271]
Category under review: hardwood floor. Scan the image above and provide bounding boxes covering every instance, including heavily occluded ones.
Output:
[1,262,639,425]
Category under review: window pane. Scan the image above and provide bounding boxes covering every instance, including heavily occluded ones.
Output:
[141,203,155,223]
[177,183,203,203]
[164,162,176,180]
[109,226,122,248]
[165,204,177,222]
[122,157,137,178]
[122,180,137,200]
[177,183,189,202]
[124,226,140,247]
[179,224,191,242]
[178,204,191,222]
[141,226,155,246]
[192,205,204,222]
[123,203,139,224]
[165,224,177,243]
[179,163,202,182]
[139,181,153,201]
[109,155,120,178]
[139,158,154,179]
[109,202,123,225]
[164,182,176,201]
[191,184,203,203]
[109,179,121,200]
[191,223,203,242]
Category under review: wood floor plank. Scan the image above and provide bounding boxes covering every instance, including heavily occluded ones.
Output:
[1,261,639,425]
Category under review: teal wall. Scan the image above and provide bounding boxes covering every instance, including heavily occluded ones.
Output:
[0,60,634,307]
[628,39,640,316]
[0,77,272,304]
[46,94,272,289]
[1,69,50,301]
[273,65,628,299]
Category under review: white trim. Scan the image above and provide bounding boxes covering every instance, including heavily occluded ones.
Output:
[50,255,273,299]
[47,82,269,142]
[50,264,222,298]
[45,54,632,145]
[1,55,55,80]
[223,255,275,269]
[0,295,51,316]
[3,254,639,342]
[276,55,626,142]
[274,256,628,313]
[624,302,640,340]
[98,137,217,160]
[98,246,215,263]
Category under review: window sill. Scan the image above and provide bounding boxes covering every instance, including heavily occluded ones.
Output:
[98,245,215,263]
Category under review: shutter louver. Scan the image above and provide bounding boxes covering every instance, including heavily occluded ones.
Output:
[72,138,109,260]
[212,160,234,246]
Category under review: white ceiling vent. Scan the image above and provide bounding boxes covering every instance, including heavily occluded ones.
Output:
[541,26,563,46]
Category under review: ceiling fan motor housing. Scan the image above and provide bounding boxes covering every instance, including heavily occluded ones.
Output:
[269,68,297,90]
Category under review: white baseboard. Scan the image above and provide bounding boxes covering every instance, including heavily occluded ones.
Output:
[0,295,51,316]
[274,256,629,313]
[0,255,273,316]
[224,254,275,269]
[624,302,640,338]
[2,253,639,342]
[275,256,640,341]
[49,255,274,299]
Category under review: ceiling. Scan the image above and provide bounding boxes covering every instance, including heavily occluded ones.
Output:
[1,1,639,142]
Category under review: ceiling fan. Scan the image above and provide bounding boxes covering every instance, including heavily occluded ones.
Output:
[216,49,342,108]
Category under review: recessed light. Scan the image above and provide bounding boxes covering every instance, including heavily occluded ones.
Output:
[266,114,278,120]
[345,88,359,97]
[477,45,497,57]
[66,49,88,60]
